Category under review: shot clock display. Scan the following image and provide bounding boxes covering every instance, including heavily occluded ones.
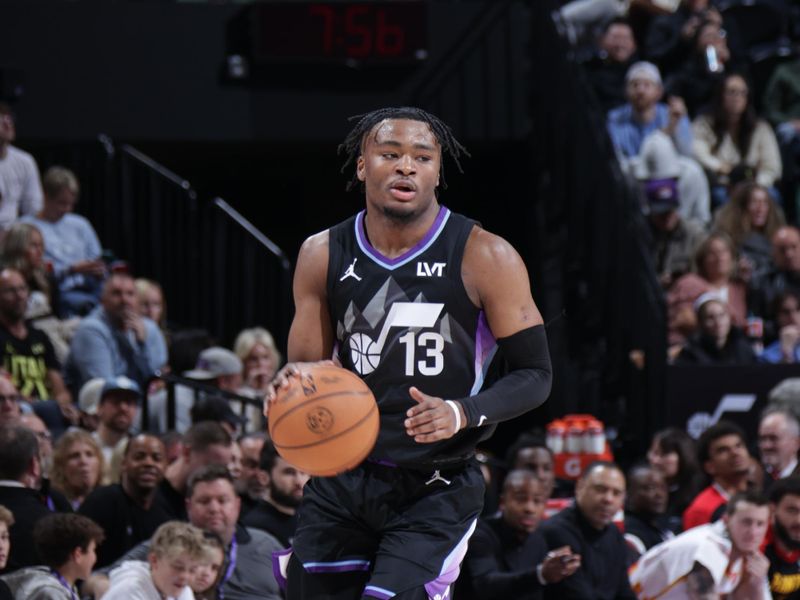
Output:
[251,2,428,65]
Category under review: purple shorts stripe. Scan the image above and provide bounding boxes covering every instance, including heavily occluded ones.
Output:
[271,548,292,591]
[304,559,372,573]
[363,584,396,599]
[424,518,477,599]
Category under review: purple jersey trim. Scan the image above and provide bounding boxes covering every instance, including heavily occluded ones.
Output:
[363,584,396,599]
[271,548,292,591]
[470,311,498,396]
[355,206,451,270]
[304,559,372,573]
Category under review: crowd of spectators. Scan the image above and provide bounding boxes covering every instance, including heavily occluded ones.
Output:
[566,0,800,366]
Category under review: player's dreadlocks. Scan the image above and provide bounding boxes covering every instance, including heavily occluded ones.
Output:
[338,107,469,192]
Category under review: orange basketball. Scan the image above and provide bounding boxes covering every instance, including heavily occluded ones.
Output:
[268,364,379,477]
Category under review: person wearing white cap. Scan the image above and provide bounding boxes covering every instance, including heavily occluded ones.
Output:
[80,376,141,484]
[607,61,693,162]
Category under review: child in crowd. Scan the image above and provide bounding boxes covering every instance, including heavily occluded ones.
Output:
[103,521,207,600]
[0,512,104,599]
[192,532,225,600]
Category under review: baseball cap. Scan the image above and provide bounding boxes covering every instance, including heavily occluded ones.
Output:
[79,376,141,414]
[190,396,247,428]
[645,178,680,214]
[184,347,243,380]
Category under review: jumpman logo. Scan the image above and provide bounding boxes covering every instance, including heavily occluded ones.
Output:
[340,258,363,282]
[425,470,452,486]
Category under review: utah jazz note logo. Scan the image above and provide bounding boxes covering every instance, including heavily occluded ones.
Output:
[349,302,444,375]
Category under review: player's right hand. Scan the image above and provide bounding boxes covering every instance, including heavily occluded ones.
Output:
[263,360,335,416]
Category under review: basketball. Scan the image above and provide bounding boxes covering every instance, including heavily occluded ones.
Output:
[268,364,379,477]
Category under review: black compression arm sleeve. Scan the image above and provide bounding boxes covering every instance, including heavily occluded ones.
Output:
[456,324,551,428]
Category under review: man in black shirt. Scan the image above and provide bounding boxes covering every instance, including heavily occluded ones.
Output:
[457,470,580,600]
[765,476,800,599]
[0,268,76,434]
[0,424,61,573]
[242,441,309,547]
[78,433,170,568]
[540,462,636,599]
[624,464,673,564]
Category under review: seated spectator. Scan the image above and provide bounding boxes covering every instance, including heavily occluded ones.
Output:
[764,477,800,598]
[78,376,140,484]
[0,424,63,571]
[160,431,183,466]
[190,396,246,438]
[19,413,53,479]
[0,513,103,599]
[583,18,639,113]
[50,428,103,509]
[79,434,170,569]
[234,327,281,429]
[152,346,244,434]
[21,166,106,317]
[757,406,800,485]
[242,441,309,547]
[0,267,77,434]
[0,103,42,234]
[646,428,701,531]
[623,464,673,563]
[674,293,756,365]
[668,233,747,348]
[0,376,20,427]
[135,278,167,333]
[608,61,693,165]
[630,491,770,599]
[693,73,782,208]
[0,223,77,363]
[505,431,573,517]
[760,292,800,364]
[456,470,580,600]
[750,226,800,323]
[235,433,267,517]
[664,18,743,117]
[540,462,635,599]
[102,521,207,600]
[714,182,785,284]
[644,172,706,289]
[0,506,11,597]
[228,438,242,482]
[92,465,284,600]
[636,129,710,228]
[763,57,800,207]
[683,421,751,530]
[643,0,742,78]
[64,272,168,395]
[155,421,232,520]
[193,532,225,600]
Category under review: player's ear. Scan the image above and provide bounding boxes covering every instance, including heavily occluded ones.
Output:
[357,155,366,182]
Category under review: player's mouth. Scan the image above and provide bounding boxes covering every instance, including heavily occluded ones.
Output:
[389,179,417,201]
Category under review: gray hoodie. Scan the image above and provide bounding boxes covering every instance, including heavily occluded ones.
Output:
[0,566,76,600]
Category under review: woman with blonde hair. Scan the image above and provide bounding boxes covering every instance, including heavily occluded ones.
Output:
[50,429,104,509]
[135,278,167,332]
[714,182,786,283]
[233,327,282,430]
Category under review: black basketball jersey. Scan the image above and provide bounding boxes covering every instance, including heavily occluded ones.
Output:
[326,205,498,466]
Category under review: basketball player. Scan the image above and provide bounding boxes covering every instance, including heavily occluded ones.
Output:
[266,107,553,600]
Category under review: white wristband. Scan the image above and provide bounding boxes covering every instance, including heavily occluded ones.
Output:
[445,400,461,434]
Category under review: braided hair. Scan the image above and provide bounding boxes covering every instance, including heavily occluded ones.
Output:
[338,106,469,192]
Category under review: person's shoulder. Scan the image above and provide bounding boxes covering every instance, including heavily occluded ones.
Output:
[540,505,577,534]
[607,104,632,123]
[5,145,37,166]
[296,229,331,268]
[81,483,124,505]
[243,526,283,550]
[463,226,523,271]
[62,212,94,228]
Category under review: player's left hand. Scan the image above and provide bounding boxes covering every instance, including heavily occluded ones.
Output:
[405,387,465,443]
